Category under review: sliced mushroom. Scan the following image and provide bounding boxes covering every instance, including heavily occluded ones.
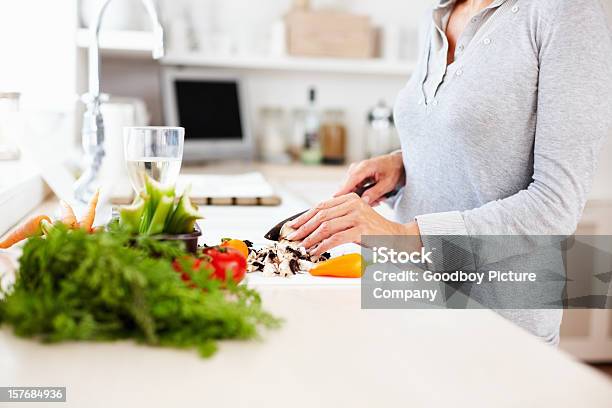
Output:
[279,223,297,242]
[278,259,294,277]
[262,262,279,277]
[289,258,300,274]
[298,259,316,272]
[247,238,329,277]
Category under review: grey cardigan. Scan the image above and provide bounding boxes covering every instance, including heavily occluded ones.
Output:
[392,0,612,344]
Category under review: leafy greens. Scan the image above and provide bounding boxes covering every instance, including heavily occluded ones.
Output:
[0,224,279,357]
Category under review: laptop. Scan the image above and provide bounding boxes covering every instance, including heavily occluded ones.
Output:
[162,68,254,162]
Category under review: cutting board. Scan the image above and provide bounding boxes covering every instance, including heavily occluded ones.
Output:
[110,172,282,206]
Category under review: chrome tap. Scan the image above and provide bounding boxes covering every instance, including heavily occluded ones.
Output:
[74,0,164,202]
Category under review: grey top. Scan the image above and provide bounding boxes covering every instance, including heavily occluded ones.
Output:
[393,0,612,344]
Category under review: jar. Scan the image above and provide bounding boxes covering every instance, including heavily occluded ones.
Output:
[365,100,398,158]
[258,107,289,163]
[288,109,306,160]
[320,109,347,165]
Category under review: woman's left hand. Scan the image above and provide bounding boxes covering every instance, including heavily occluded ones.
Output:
[285,193,419,256]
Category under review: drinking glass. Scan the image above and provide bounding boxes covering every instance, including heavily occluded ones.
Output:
[124,126,184,193]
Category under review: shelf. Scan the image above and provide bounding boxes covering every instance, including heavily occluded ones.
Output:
[75,28,415,75]
[76,28,154,56]
[161,53,416,76]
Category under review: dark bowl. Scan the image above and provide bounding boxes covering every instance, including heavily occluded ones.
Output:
[153,224,202,254]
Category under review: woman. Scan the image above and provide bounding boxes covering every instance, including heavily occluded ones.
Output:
[287,0,612,344]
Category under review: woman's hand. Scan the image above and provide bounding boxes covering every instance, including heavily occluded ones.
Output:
[335,151,405,206]
[286,193,421,256]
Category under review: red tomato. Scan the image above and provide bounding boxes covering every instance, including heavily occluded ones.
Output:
[172,256,204,284]
[202,246,247,284]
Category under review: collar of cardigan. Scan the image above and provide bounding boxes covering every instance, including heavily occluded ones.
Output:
[435,0,509,11]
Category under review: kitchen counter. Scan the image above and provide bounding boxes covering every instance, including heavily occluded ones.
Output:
[1,163,611,407]
[2,287,612,407]
[0,161,49,236]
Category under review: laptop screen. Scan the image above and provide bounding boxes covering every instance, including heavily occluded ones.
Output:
[174,79,244,141]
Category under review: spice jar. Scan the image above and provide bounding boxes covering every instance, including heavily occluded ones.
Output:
[320,109,347,165]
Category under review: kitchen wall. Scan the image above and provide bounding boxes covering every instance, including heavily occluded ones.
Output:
[157,0,430,39]
[0,0,78,169]
[0,0,77,109]
[100,63,411,161]
[94,0,612,188]
[97,0,432,162]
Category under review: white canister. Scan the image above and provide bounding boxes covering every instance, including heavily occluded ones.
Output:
[167,18,190,54]
[269,20,287,57]
[382,24,401,61]
[80,0,144,30]
[99,98,149,183]
[259,107,290,164]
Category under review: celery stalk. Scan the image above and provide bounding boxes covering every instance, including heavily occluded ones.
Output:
[138,193,152,234]
[164,187,203,234]
[147,195,175,235]
[119,197,145,234]
[145,174,175,206]
[117,176,200,235]
[140,175,175,233]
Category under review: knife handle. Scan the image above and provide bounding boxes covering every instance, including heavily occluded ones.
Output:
[353,178,399,199]
[264,179,399,241]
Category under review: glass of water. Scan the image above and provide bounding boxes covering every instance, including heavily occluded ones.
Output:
[124,126,185,193]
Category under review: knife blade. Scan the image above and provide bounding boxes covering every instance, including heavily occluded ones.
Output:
[264,178,398,241]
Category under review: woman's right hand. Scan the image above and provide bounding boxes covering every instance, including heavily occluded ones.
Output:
[335,151,405,206]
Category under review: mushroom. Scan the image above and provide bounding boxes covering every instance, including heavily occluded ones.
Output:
[278,222,297,242]
[246,236,331,277]
[262,262,279,277]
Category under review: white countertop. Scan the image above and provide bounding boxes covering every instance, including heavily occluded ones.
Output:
[1,165,611,407]
[2,286,611,408]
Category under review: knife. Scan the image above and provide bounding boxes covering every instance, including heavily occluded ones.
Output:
[264,178,398,241]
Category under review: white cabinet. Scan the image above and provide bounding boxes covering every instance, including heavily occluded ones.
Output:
[560,201,612,362]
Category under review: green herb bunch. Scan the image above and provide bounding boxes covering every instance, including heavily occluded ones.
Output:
[0,224,279,357]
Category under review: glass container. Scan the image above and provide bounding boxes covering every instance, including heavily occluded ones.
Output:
[364,100,398,158]
[258,107,289,163]
[321,109,347,165]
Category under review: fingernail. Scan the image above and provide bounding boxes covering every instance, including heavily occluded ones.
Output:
[363,196,371,204]
[286,232,297,240]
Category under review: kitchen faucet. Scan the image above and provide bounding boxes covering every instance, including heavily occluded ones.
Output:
[74,0,164,202]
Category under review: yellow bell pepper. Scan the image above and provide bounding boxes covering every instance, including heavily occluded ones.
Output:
[221,238,250,259]
[309,254,364,278]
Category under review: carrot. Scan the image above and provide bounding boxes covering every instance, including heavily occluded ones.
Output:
[59,200,77,228]
[79,189,100,232]
[40,219,54,236]
[309,254,364,278]
[0,215,51,249]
